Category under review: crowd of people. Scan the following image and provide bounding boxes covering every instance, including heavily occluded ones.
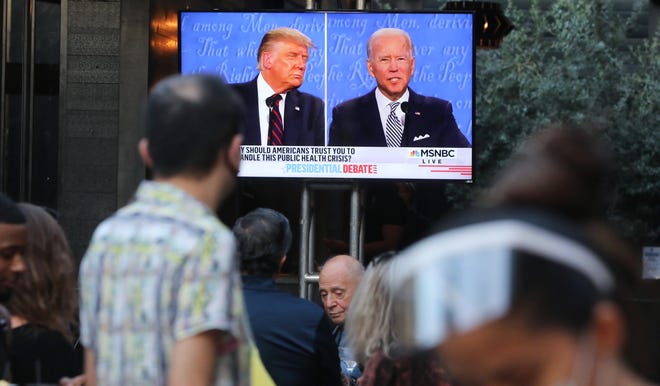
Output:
[0,25,655,386]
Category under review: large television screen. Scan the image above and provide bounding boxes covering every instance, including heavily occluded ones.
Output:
[179,11,474,180]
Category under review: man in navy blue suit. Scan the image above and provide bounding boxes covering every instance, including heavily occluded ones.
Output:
[328,28,470,148]
[232,27,325,146]
[233,208,342,386]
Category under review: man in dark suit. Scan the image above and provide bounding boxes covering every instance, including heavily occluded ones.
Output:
[233,208,342,386]
[232,27,325,146]
[328,28,470,148]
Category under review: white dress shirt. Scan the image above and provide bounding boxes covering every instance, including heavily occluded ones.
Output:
[374,88,409,140]
[257,74,287,145]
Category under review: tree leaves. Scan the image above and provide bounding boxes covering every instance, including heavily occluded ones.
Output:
[470,0,659,244]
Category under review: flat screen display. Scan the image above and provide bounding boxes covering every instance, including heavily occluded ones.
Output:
[179,11,474,180]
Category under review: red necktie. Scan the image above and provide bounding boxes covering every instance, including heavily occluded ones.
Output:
[267,94,284,146]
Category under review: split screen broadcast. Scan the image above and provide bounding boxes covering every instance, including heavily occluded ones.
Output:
[179,11,474,180]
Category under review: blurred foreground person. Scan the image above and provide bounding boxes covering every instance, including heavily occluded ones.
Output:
[7,203,82,384]
[79,74,249,386]
[233,208,341,386]
[345,251,450,386]
[482,122,652,376]
[481,122,614,221]
[391,208,654,386]
[390,122,655,386]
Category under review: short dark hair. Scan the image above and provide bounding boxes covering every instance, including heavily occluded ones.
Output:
[0,193,26,224]
[145,74,245,177]
[233,208,292,275]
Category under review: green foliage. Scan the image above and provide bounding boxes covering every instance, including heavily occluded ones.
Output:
[447,0,659,245]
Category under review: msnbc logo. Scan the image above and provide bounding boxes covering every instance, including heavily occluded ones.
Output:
[408,149,456,158]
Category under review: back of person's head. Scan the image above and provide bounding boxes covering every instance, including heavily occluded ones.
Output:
[346,252,398,364]
[480,121,648,370]
[0,193,25,225]
[482,121,614,220]
[8,203,77,342]
[144,74,244,178]
[233,208,292,276]
[358,349,450,386]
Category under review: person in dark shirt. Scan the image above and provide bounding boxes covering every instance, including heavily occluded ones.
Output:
[7,203,82,384]
[0,194,26,304]
[10,324,81,384]
[0,193,27,381]
[319,255,365,385]
[233,208,342,386]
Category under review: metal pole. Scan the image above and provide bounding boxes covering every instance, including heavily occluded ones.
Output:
[300,182,364,297]
[358,188,365,264]
[356,0,366,10]
[299,183,311,298]
[26,0,35,200]
[349,182,361,260]
[306,192,316,299]
[0,0,8,190]
[19,0,35,200]
[58,0,69,210]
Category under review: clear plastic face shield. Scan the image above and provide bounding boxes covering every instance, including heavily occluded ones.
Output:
[388,217,615,355]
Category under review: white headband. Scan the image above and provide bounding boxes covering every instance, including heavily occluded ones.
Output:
[391,219,614,293]
[389,218,615,350]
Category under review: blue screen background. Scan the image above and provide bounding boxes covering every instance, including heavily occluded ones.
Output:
[180,12,473,143]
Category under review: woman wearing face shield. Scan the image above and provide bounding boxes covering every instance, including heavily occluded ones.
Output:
[391,208,654,386]
[389,122,656,386]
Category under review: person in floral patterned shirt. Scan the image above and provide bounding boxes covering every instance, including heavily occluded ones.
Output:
[79,74,249,386]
